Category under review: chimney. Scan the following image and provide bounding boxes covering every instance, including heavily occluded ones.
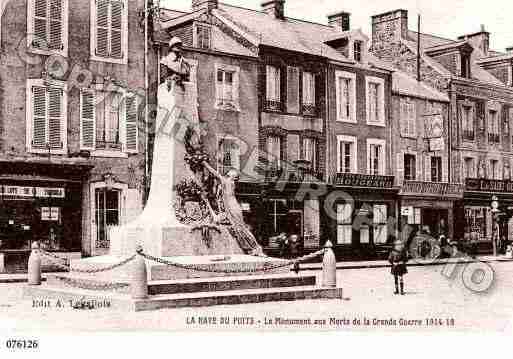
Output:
[261,0,285,20]
[371,9,409,46]
[457,25,490,56]
[328,12,351,31]
[192,0,218,12]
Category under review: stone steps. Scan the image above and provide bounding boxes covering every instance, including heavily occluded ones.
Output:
[23,283,343,312]
[45,273,317,295]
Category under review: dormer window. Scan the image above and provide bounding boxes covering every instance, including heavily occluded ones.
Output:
[195,24,211,49]
[461,54,471,78]
[354,41,363,62]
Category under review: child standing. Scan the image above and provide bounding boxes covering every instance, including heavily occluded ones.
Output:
[388,239,409,295]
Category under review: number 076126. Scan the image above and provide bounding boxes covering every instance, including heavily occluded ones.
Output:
[5,339,39,350]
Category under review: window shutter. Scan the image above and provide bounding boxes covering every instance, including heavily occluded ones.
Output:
[110,1,123,59]
[286,66,299,114]
[124,95,138,153]
[48,0,63,50]
[47,87,62,149]
[215,70,223,103]
[80,90,96,150]
[32,86,47,149]
[33,0,48,48]
[96,0,109,57]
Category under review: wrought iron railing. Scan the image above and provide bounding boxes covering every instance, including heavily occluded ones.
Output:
[463,129,475,141]
[302,103,317,117]
[264,99,283,112]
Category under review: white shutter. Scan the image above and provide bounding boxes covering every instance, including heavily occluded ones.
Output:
[48,0,63,50]
[124,95,138,153]
[110,1,123,58]
[47,87,62,149]
[80,90,96,150]
[32,86,47,149]
[96,0,109,57]
[33,0,48,48]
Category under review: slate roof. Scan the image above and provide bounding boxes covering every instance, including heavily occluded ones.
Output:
[392,70,449,102]
[213,3,351,63]
[404,30,503,85]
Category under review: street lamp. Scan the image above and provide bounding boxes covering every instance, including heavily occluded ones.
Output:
[491,195,500,257]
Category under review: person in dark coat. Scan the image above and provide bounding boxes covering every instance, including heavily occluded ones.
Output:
[388,239,409,295]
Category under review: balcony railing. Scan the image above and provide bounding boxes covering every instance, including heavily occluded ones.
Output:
[465,178,513,193]
[302,103,317,117]
[488,133,500,144]
[400,180,465,198]
[333,173,395,189]
[264,99,283,112]
[463,129,475,141]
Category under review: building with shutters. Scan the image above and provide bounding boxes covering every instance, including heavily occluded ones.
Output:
[0,0,149,263]
[371,9,513,253]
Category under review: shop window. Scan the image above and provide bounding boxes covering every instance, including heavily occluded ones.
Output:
[337,203,353,244]
[465,207,488,241]
[94,188,120,250]
[404,154,416,181]
[431,156,442,182]
[373,204,388,244]
[266,199,302,237]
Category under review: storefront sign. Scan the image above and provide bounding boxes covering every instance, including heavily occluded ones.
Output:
[465,178,513,193]
[334,173,394,188]
[0,186,65,198]
[425,114,444,138]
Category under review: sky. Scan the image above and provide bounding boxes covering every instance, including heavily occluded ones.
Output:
[161,0,513,52]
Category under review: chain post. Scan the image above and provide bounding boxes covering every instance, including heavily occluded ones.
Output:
[131,245,148,299]
[321,240,337,288]
[28,241,42,286]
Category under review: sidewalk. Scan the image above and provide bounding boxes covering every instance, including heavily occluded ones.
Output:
[1,255,512,284]
[300,254,513,270]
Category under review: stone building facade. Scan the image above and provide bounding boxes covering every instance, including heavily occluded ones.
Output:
[371,8,513,252]
[0,0,148,259]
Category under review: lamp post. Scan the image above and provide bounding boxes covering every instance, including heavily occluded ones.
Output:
[491,195,500,257]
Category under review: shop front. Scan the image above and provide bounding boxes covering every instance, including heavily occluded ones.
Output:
[399,181,465,244]
[455,178,513,254]
[236,174,325,257]
[329,173,398,260]
[0,160,91,271]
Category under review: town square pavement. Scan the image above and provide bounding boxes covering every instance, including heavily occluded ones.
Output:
[0,262,512,332]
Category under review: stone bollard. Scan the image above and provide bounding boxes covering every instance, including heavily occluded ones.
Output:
[131,245,148,300]
[321,240,337,288]
[28,241,42,286]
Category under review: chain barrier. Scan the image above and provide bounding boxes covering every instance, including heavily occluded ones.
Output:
[39,249,136,274]
[138,248,326,274]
